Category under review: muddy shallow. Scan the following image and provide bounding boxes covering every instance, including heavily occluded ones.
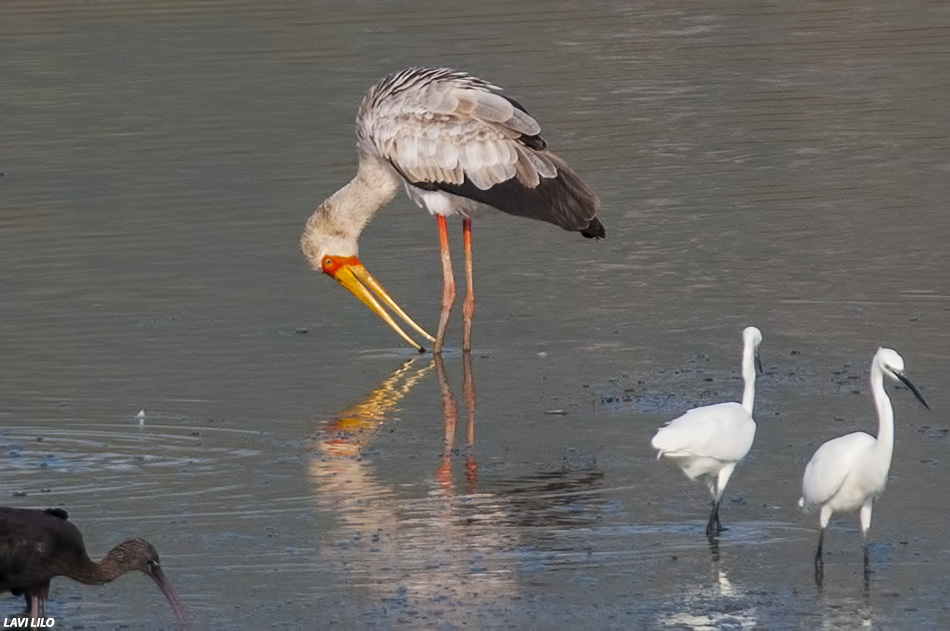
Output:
[2,2,948,629]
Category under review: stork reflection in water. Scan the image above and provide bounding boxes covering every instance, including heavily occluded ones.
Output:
[434,353,478,493]
[309,354,496,621]
[312,355,477,497]
[301,67,604,353]
[309,355,606,626]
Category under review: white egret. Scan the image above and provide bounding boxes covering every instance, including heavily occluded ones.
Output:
[651,326,763,537]
[799,347,928,583]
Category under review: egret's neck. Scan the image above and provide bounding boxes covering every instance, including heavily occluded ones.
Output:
[301,157,401,268]
[871,368,895,461]
[740,349,756,415]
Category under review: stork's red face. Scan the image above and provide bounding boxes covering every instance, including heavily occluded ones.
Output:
[321,255,434,352]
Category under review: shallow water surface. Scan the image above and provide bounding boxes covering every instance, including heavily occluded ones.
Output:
[1,1,948,629]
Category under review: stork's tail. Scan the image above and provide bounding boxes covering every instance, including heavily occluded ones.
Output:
[581,216,605,239]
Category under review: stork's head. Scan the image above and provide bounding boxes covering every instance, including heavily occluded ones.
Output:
[301,205,433,352]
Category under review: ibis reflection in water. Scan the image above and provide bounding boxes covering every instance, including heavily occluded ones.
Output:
[0,507,188,626]
[301,67,604,353]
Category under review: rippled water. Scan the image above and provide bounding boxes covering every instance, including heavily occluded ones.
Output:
[2,1,948,629]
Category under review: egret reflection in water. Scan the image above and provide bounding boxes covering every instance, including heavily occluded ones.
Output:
[655,540,758,630]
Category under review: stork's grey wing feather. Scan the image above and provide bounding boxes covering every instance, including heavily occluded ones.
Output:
[357,68,602,237]
[361,73,543,188]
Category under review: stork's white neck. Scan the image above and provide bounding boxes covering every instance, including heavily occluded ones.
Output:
[301,156,401,269]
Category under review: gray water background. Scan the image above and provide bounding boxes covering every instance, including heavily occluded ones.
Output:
[1,2,948,629]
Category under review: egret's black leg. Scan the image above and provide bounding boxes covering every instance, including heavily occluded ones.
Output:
[814,529,825,588]
[705,499,721,538]
[863,543,871,587]
[708,535,720,563]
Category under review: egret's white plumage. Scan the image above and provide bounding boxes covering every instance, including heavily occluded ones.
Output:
[799,347,928,583]
[651,326,763,537]
[301,67,603,353]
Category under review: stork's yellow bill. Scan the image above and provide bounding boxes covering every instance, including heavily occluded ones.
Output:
[321,255,434,352]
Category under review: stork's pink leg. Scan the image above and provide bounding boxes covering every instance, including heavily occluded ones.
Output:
[461,217,475,352]
[434,353,456,487]
[462,349,477,492]
[434,215,455,354]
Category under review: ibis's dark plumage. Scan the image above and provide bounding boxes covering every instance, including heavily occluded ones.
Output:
[0,507,188,625]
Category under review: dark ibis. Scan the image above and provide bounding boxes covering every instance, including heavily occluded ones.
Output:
[0,506,188,625]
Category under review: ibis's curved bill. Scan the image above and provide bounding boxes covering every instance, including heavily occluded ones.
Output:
[321,254,434,352]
